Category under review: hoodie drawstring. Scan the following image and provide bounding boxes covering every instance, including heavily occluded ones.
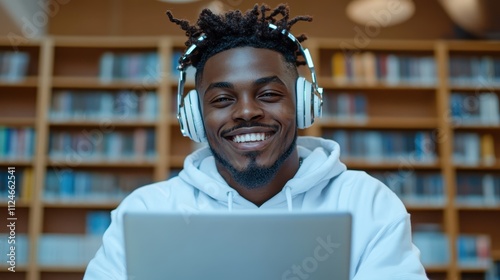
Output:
[285,186,293,212]
[227,191,233,212]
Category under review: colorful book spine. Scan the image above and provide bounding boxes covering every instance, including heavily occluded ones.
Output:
[98,51,159,82]
[330,51,436,85]
[51,90,158,121]
[43,169,152,202]
[0,127,35,160]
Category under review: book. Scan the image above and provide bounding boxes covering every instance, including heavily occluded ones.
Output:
[331,52,347,83]
[361,51,377,84]
[481,134,496,166]
[86,211,111,235]
[412,224,449,265]
[457,234,491,268]
[20,168,33,201]
[0,51,30,81]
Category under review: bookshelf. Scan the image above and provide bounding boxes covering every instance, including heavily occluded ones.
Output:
[0,36,498,280]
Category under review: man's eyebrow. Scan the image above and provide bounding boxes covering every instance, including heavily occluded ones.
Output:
[205,81,234,94]
[204,76,285,94]
[254,76,286,86]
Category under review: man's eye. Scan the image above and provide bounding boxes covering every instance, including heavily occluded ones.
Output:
[214,97,231,102]
[259,91,281,100]
[210,96,233,106]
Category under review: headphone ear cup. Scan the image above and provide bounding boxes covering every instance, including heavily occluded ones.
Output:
[296,77,314,129]
[180,89,206,142]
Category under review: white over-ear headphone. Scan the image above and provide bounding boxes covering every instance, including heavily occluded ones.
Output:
[176,23,323,142]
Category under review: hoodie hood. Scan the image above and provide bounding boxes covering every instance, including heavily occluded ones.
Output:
[178,136,346,209]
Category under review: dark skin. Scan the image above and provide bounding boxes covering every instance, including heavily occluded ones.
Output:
[197,47,301,206]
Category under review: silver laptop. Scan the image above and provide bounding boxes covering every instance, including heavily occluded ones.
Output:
[124,211,352,280]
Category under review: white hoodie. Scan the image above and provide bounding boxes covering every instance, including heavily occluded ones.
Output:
[84,136,428,279]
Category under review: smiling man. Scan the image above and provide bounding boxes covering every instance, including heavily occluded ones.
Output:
[84,4,427,280]
[201,47,300,205]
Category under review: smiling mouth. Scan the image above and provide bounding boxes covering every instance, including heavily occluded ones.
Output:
[231,133,272,143]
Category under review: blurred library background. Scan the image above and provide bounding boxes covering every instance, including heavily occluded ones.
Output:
[0,0,499,279]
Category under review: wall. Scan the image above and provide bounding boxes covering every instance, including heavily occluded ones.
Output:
[43,0,460,40]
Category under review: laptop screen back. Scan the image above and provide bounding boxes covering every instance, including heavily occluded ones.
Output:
[124,211,351,280]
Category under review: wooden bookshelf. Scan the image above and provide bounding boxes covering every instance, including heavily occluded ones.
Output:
[0,36,499,280]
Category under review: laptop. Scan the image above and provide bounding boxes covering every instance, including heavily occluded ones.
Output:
[124,210,352,280]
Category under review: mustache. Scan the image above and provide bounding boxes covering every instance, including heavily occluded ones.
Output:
[221,122,278,135]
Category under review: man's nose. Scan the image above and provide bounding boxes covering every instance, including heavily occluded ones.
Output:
[232,95,264,122]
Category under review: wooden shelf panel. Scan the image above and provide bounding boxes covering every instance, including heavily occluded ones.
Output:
[0,117,36,126]
[0,200,31,207]
[0,76,39,87]
[458,265,490,273]
[424,264,449,273]
[449,85,500,91]
[453,124,500,131]
[319,117,439,129]
[343,160,441,170]
[0,264,28,272]
[53,36,161,48]
[51,76,159,89]
[318,78,437,90]
[0,159,33,166]
[38,265,86,272]
[42,200,120,209]
[49,120,157,127]
[47,159,156,168]
[457,205,500,211]
[454,163,500,171]
[406,204,446,211]
[446,41,500,52]
[311,38,436,51]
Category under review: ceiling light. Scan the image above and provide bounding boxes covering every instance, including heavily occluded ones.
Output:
[346,0,415,27]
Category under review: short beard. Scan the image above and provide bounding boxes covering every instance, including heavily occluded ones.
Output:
[210,133,297,190]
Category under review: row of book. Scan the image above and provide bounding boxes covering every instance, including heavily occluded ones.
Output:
[449,56,500,86]
[412,224,449,266]
[0,127,35,160]
[451,92,500,125]
[457,234,491,268]
[453,133,496,166]
[0,51,30,81]
[44,169,152,202]
[322,92,367,121]
[0,234,28,266]
[456,173,500,206]
[0,168,33,202]
[413,225,493,269]
[38,234,102,266]
[37,210,110,266]
[370,171,444,206]
[50,90,158,121]
[325,130,437,163]
[330,51,437,85]
[48,128,156,162]
[99,52,159,82]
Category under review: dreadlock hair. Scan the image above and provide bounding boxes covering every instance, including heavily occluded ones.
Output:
[166,3,312,82]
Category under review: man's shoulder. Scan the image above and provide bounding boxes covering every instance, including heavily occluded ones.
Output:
[118,176,196,209]
[333,169,380,187]
[329,169,405,211]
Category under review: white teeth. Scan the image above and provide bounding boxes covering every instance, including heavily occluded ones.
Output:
[233,133,268,143]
